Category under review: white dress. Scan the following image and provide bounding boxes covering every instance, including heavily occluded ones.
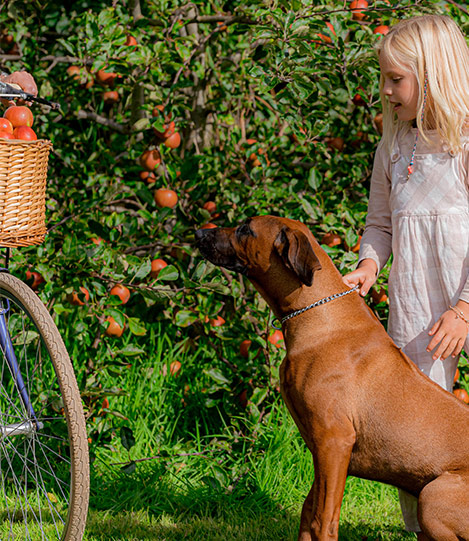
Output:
[359,128,469,532]
[360,128,469,390]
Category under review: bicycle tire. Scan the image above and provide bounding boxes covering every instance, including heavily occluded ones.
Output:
[0,272,89,540]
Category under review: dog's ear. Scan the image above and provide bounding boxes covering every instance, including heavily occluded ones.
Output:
[274,227,321,286]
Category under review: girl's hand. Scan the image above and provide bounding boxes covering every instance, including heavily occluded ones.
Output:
[427,307,469,360]
[342,258,378,297]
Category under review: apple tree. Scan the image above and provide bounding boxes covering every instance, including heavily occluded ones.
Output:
[0,0,464,446]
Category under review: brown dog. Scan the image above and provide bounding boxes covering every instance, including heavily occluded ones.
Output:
[195,215,469,541]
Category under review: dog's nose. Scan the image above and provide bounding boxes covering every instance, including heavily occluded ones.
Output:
[195,228,207,241]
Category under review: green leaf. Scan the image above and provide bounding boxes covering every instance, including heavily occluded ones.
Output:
[203,281,230,295]
[120,426,135,451]
[116,345,145,356]
[107,410,130,420]
[57,38,75,55]
[204,368,230,386]
[344,228,358,249]
[133,117,150,131]
[128,317,147,336]
[175,42,192,61]
[251,387,268,406]
[106,309,125,328]
[307,167,322,191]
[53,304,67,315]
[139,286,177,301]
[192,260,211,282]
[121,461,136,474]
[158,265,179,281]
[133,259,151,280]
[204,397,218,408]
[175,310,198,327]
[151,117,165,131]
[299,196,318,220]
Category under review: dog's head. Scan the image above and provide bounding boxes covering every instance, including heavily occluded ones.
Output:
[195,215,322,287]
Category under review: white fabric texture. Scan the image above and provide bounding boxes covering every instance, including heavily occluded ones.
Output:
[358,128,469,531]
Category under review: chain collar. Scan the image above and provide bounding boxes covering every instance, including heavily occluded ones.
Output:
[271,285,360,330]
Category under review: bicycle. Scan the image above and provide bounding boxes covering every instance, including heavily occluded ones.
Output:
[0,81,90,540]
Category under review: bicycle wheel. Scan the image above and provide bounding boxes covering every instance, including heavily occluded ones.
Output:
[0,272,89,540]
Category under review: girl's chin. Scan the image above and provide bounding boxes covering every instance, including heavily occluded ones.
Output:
[395,110,416,122]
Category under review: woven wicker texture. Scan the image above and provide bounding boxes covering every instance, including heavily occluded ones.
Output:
[0,139,52,247]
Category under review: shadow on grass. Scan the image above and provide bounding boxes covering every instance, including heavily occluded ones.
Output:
[85,460,296,540]
[339,523,415,541]
[84,463,414,541]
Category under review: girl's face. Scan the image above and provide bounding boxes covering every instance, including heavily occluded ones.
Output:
[379,51,419,122]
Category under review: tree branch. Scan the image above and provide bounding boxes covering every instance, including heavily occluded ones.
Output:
[77,110,128,133]
[41,55,93,65]
[129,0,143,21]
[130,82,146,138]
[189,15,257,25]
[0,54,22,61]
[291,160,316,169]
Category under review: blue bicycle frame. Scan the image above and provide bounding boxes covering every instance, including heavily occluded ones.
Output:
[0,254,38,427]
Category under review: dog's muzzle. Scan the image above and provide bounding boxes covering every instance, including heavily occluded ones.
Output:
[195,228,248,274]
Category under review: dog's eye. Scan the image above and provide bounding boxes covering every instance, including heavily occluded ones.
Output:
[236,223,254,240]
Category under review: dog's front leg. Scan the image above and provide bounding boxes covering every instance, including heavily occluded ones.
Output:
[298,426,355,541]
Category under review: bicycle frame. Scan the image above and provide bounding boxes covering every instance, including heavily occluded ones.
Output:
[0,247,40,435]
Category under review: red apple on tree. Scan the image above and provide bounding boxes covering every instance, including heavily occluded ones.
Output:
[26,270,45,290]
[350,0,368,21]
[67,286,90,306]
[150,258,168,279]
[140,149,161,171]
[105,316,124,337]
[110,284,130,304]
[154,188,178,208]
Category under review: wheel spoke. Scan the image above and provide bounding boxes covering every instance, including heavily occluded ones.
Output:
[0,277,88,539]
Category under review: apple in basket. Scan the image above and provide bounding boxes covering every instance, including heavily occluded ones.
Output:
[4,106,33,127]
[0,106,37,141]
[13,126,36,141]
[0,118,13,133]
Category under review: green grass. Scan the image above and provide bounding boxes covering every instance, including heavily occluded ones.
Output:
[69,329,416,540]
[84,403,414,540]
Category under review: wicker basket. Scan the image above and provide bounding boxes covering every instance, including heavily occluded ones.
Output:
[0,138,52,247]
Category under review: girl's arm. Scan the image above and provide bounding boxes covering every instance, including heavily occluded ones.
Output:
[427,300,469,361]
[428,147,469,359]
[342,258,377,296]
[343,142,392,295]
[357,141,393,271]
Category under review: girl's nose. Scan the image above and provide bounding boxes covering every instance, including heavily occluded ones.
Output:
[383,82,392,96]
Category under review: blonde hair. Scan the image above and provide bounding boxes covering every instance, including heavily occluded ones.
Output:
[376,15,469,153]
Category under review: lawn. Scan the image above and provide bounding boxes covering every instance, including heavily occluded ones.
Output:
[82,355,415,541]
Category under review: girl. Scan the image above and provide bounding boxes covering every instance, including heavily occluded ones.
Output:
[342,14,469,540]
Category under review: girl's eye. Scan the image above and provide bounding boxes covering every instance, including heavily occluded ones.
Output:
[392,77,402,83]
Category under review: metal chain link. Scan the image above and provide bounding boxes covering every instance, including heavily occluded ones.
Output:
[271,285,359,330]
